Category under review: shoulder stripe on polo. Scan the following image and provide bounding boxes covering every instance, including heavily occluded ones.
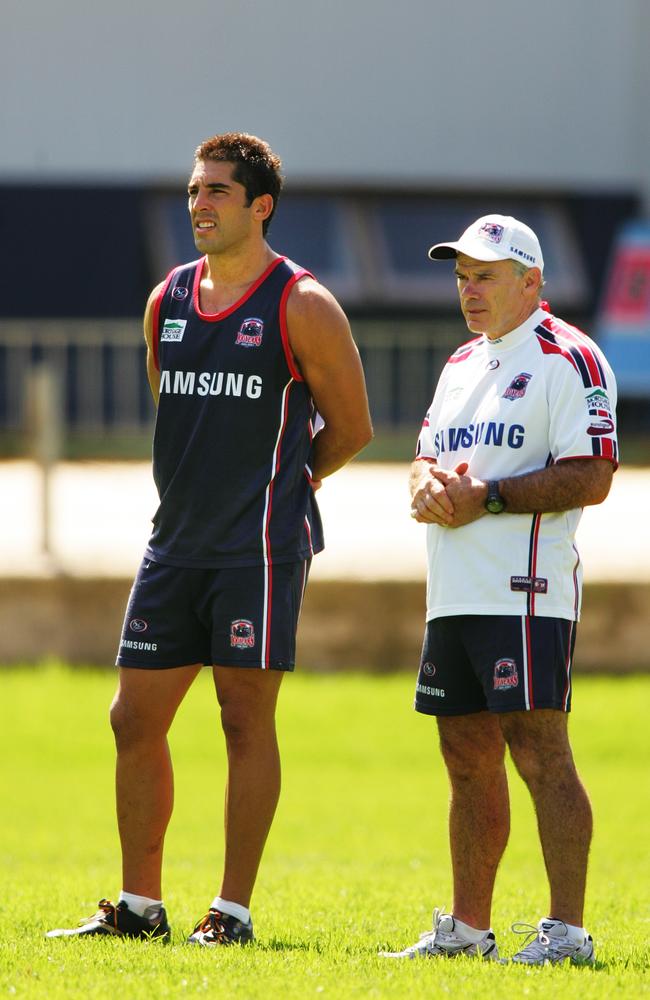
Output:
[535,317,608,390]
[447,336,482,364]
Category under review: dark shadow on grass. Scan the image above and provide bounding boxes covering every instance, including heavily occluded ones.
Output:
[252,937,328,954]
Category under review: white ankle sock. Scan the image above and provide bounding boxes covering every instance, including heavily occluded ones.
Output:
[211,896,250,924]
[118,891,163,917]
[452,916,490,941]
[544,918,586,943]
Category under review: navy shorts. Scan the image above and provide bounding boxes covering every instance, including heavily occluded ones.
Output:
[116,557,311,670]
[415,615,576,716]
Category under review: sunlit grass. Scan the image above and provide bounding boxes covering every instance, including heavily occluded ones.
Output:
[1,665,648,998]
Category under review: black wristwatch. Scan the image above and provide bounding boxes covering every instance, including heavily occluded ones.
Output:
[485,480,506,514]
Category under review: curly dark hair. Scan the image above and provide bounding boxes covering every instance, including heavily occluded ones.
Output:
[193,132,284,236]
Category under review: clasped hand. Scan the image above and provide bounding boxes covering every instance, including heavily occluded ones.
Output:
[410,462,486,527]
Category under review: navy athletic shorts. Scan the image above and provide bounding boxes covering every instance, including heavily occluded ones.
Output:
[116,557,311,670]
[415,615,576,716]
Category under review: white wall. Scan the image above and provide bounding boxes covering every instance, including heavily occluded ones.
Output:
[2,0,649,197]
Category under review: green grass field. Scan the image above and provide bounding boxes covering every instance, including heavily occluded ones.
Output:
[1,665,648,998]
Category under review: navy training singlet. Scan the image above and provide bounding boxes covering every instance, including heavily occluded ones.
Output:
[144,255,324,569]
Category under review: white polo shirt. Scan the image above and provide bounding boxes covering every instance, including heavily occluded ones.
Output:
[417,306,618,622]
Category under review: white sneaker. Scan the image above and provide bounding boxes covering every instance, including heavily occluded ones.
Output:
[511,918,595,965]
[380,908,499,960]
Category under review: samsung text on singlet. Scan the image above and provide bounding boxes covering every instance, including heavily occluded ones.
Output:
[159,370,263,398]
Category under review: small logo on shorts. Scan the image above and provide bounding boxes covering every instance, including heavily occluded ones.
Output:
[129,618,148,633]
[230,619,255,648]
[493,658,519,690]
[422,661,436,677]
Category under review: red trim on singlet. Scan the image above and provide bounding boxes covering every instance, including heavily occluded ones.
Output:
[151,268,178,372]
[279,269,312,383]
[304,515,314,557]
[525,616,535,710]
[262,382,293,665]
[192,255,288,323]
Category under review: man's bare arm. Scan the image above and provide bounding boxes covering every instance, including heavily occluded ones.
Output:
[143,283,164,406]
[287,278,373,481]
[499,457,613,512]
[441,457,614,528]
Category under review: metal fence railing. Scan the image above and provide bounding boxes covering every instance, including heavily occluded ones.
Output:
[0,319,463,438]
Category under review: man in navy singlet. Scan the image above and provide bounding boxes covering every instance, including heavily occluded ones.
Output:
[47,133,372,947]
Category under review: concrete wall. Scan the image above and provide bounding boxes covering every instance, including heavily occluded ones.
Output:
[2,0,649,200]
[2,577,648,673]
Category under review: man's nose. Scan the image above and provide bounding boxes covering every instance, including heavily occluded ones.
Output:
[193,188,211,211]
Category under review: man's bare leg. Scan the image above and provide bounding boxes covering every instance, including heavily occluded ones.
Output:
[437,712,510,929]
[212,666,284,908]
[500,710,592,926]
[110,664,202,898]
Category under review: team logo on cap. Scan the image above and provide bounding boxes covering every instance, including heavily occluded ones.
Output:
[493,658,519,690]
[503,372,532,400]
[479,222,505,244]
[235,318,264,348]
[230,619,256,648]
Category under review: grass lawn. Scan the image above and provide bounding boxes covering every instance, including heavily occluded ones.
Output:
[1,665,648,998]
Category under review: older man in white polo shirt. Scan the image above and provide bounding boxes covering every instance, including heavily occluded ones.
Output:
[382,215,618,966]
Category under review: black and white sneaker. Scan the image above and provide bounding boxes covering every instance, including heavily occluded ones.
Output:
[188,908,254,947]
[46,898,171,942]
[511,918,595,965]
[380,908,499,960]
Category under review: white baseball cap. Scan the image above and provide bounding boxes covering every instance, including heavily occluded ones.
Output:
[428,214,544,272]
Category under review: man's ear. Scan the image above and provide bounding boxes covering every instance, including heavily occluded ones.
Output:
[252,193,274,225]
[525,267,543,294]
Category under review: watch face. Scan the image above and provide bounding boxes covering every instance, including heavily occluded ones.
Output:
[485,483,505,513]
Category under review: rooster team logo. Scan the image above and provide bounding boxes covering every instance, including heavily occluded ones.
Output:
[230,619,256,648]
[235,318,264,348]
[503,372,532,400]
[479,222,505,244]
[493,658,519,690]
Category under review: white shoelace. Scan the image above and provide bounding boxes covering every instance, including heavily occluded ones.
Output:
[511,921,583,962]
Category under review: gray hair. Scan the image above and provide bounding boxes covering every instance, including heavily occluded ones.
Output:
[511,258,545,291]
